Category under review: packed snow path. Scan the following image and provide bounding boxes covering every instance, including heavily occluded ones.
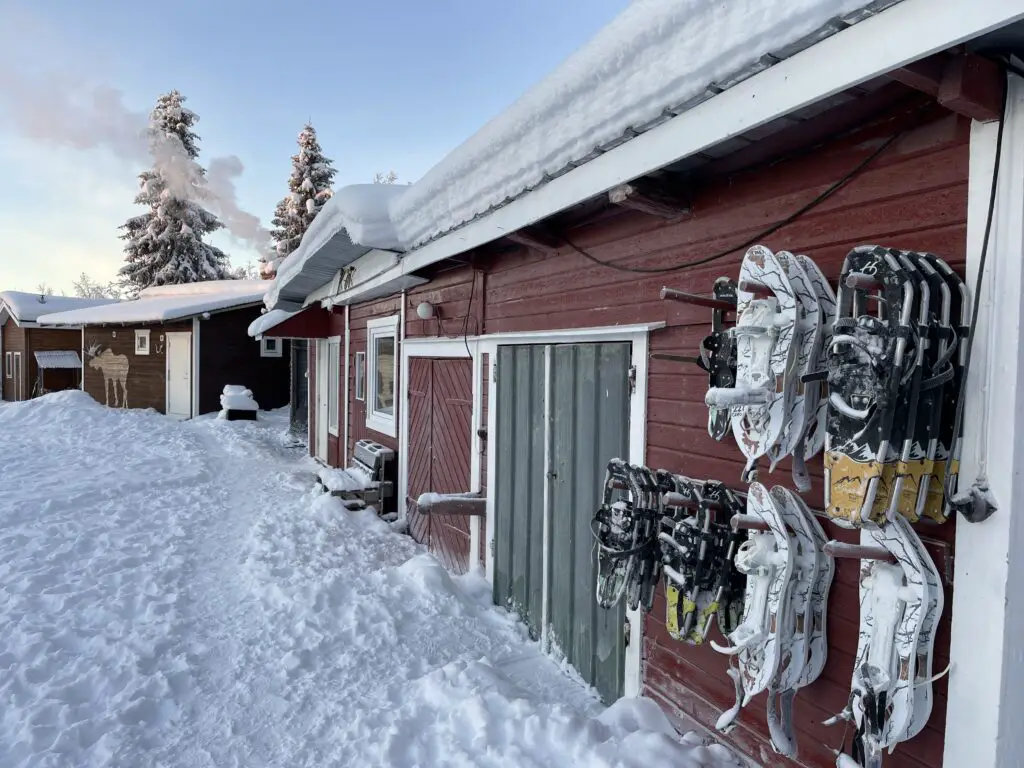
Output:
[0,393,739,767]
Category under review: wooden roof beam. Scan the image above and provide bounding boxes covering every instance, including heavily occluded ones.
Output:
[505,225,562,254]
[888,51,1004,123]
[608,179,692,219]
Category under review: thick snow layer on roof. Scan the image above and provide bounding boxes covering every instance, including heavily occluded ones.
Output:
[270,185,405,305]
[139,279,268,298]
[248,309,297,338]
[0,291,119,323]
[38,281,268,327]
[390,0,889,248]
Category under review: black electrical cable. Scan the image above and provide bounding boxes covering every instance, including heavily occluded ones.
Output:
[559,103,930,275]
[942,68,1009,524]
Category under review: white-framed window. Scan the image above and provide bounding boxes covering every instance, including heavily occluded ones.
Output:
[354,351,365,401]
[365,314,398,437]
[135,329,150,355]
[4,351,11,378]
[261,336,283,358]
[327,337,341,436]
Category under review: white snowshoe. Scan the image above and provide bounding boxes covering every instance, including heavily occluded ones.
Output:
[706,245,798,483]
[767,252,823,492]
[798,254,838,464]
[825,515,928,767]
[712,482,794,733]
[765,486,833,758]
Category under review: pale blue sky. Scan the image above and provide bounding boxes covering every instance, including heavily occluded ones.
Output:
[0,0,629,293]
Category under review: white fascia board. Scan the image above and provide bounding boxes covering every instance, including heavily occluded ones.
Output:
[363,0,1024,288]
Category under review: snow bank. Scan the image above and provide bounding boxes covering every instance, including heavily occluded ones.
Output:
[0,393,741,768]
[0,291,119,323]
[318,465,370,492]
[390,0,890,248]
[38,280,268,326]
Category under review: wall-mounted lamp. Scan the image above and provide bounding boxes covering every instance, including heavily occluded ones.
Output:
[416,301,436,320]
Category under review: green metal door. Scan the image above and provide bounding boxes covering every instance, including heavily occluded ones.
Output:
[492,342,630,703]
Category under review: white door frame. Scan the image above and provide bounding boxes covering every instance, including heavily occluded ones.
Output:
[479,321,662,700]
[315,338,332,463]
[399,337,481,556]
[165,332,192,419]
[12,350,22,401]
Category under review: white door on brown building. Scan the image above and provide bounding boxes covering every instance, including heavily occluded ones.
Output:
[165,332,192,419]
[315,338,330,462]
[11,352,21,401]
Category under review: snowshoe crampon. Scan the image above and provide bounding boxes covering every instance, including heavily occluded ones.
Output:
[593,460,644,609]
[824,246,917,527]
[712,482,793,733]
[706,246,798,483]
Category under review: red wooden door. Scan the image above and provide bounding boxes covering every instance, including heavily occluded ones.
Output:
[406,357,474,573]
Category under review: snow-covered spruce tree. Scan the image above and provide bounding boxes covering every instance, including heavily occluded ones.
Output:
[265,123,336,278]
[118,90,234,294]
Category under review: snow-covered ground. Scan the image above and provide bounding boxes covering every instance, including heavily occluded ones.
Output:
[0,392,740,767]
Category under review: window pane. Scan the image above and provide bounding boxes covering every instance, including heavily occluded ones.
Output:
[374,335,395,416]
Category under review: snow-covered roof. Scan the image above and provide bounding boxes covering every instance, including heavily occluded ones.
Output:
[266,0,902,312]
[265,185,407,311]
[38,280,268,327]
[247,309,297,339]
[34,350,83,369]
[0,292,120,325]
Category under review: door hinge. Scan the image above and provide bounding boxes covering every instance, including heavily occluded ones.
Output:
[492,361,498,383]
[627,365,637,395]
[624,617,631,647]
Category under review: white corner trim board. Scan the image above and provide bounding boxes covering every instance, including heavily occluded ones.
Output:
[334,0,1024,307]
[944,74,1024,768]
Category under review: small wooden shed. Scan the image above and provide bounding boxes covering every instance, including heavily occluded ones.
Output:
[39,281,290,418]
[0,291,120,401]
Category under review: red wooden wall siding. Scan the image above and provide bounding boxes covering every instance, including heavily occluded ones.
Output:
[324,105,965,768]
[405,357,474,574]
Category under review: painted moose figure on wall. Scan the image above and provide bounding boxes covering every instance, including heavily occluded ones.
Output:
[85,344,130,408]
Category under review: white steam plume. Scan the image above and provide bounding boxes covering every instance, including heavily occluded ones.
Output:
[0,52,272,259]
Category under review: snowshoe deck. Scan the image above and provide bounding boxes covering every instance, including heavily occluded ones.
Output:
[799,254,838,464]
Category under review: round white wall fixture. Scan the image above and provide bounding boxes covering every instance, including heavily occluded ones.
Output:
[416,302,435,320]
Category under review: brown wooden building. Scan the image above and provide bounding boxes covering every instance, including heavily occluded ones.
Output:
[39,281,290,418]
[258,5,1024,767]
[1,291,120,402]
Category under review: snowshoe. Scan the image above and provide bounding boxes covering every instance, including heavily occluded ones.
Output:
[824,245,917,527]
[800,254,838,464]
[791,492,835,692]
[593,460,651,609]
[660,475,706,640]
[625,464,666,613]
[898,516,945,743]
[701,278,739,440]
[826,515,927,765]
[766,486,832,759]
[881,250,930,523]
[893,251,956,523]
[712,482,794,733]
[919,253,969,523]
[768,252,824,492]
[706,245,797,483]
